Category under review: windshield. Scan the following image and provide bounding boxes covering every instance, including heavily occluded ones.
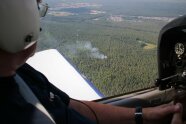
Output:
[37,0,186,97]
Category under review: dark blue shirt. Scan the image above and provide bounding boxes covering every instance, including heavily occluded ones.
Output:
[0,63,95,124]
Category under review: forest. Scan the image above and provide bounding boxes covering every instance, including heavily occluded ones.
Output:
[38,0,186,96]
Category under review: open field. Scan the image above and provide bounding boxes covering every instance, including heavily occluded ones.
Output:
[144,43,156,50]
[39,0,186,96]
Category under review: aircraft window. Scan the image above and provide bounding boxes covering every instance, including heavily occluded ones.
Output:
[37,0,186,97]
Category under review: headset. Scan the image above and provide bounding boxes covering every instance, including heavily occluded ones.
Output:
[0,0,48,53]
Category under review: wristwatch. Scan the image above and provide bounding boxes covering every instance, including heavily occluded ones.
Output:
[135,106,143,124]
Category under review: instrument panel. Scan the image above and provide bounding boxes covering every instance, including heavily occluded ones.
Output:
[175,42,185,58]
[156,15,186,90]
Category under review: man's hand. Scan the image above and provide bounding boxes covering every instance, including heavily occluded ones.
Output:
[171,103,183,124]
[143,103,183,124]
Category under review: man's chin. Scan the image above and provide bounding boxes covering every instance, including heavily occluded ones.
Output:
[0,66,16,77]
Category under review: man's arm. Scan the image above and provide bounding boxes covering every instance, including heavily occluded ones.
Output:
[69,99,135,124]
[69,99,183,124]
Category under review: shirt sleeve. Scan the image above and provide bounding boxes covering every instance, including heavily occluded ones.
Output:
[49,82,70,105]
[17,63,70,105]
[17,63,96,124]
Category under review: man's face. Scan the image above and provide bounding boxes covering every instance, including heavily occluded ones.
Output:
[0,43,37,76]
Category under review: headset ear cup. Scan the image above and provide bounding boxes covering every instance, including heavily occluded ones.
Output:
[0,0,40,53]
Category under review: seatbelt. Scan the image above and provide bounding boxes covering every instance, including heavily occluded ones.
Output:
[15,74,56,124]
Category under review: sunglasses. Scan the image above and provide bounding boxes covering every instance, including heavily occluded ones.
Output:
[38,3,49,17]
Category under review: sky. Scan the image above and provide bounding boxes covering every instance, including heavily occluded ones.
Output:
[45,0,186,17]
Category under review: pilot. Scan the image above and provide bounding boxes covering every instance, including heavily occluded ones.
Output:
[0,0,183,124]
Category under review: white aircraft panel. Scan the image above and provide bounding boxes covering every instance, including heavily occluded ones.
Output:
[27,49,102,101]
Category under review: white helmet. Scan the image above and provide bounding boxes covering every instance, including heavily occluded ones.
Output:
[0,0,40,53]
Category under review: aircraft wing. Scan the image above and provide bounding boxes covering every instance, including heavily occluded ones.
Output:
[27,49,103,101]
